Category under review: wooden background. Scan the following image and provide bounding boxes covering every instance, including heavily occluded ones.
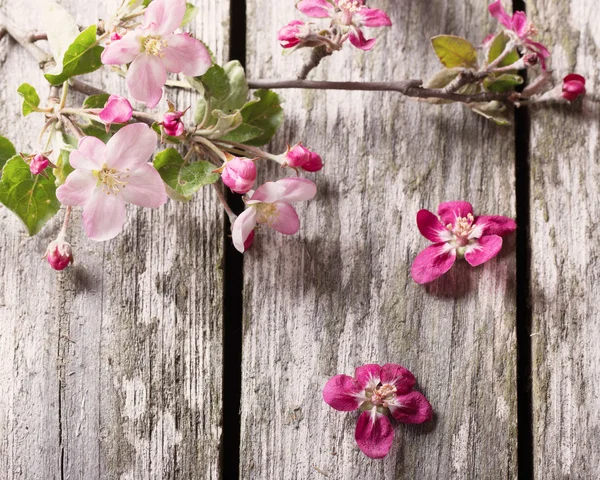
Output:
[0,0,598,478]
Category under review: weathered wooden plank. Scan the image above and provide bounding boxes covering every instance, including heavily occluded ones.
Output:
[0,1,228,478]
[241,1,518,478]
[527,0,600,477]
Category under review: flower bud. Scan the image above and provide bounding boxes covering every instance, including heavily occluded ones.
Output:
[44,238,73,271]
[99,95,133,132]
[283,143,324,172]
[562,74,586,102]
[277,20,306,48]
[29,153,50,175]
[221,157,257,194]
[163,110,186,137]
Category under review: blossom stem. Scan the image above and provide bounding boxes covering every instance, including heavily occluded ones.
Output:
[59,82,70,110]
[297,45,333,80]
[487,39,516,70]
[61,115,86,140]
[59,206,73,239]
[193,136,228,163]
[212,183,237,224]
[213,140,279,162]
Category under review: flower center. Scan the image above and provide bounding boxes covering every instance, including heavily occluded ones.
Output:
[523,22,539,37]
[448,213,475,247]
[142,36,167,57]
[96,166,129,195]
[368,383,397,407]
[256,203,280,226]
[337,0,363,25]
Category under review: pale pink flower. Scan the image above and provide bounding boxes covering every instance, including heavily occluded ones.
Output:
[56,124,167,242]
[99,95,133,132]
[488,0,550,69]
[281,143,323,172]
[277,20,307,49]
[562,74,586,102]
[221,157,257,194]
[101,0,212,108]
[323,363,433,459]
[232,178,317,253]
[411,201,516,284]
[296,0,392,51]
[44,236,73,271]
[29,153,50,175]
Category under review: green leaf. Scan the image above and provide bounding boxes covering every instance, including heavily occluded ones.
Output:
[0,136,17,171]
[431,35,478,69]
[423,68,463,105]
[153,148,219,200]
[45,25,105,86]
[17,83,41,116]
[470,101,511,126]
[182,3,200,26]
[488,33,520,68]
[0,155,61,235]
[53,149,75,185]
[218,124,265,143]
[83,93,110,109]
[483,74,523,93]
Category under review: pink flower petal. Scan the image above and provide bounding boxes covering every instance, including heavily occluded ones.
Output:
[69,136,106,170]
[380,364,416,395]
[474,215,516,237]
[119,163,168,208]
[250,182,286,203]
[82,188,127,241]
[143,0,186,36]
[56,170,97,206]
[322,374,362,411]
[524,39,550,70]
[355,364,382,390]
[269,202,300,235]
[161,33,212,76]
[355,410,394,459]
[511,11,529,38]
[252,178,317,203]
[101,30,143,65]
[232,207,258,253]
[127,53,167,108]
[99,95,133,127]
[438,201,474,226]
[348,27,377,51]
[488,0,512,29]
[464,235,503,267]
[296,0,333,18]
[417,209,452,243]
[105,123,157,171]
[411,243,456,284]
[358,8,392,27]
[390,391,433,424]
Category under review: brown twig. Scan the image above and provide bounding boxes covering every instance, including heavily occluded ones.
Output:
[297,45,333,80]
[0,15,54,69]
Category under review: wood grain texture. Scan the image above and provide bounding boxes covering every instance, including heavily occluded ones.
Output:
[241,1,518,478]
[0,1,228,478]
[527,0,600,478]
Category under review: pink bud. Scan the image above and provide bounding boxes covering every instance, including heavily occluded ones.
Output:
[562,74,586,102]
[163,110,186,137]
[110,31,122,42]
[284,143,323,172]
[30,153,50,175]
[45,239,73,271]
[277,20,305,48]
[99,95,133,130]
[221,157,257,194]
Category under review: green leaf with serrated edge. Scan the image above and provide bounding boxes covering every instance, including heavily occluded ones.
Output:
[488,33,519,68]
[153,148,219,200]
[219,124,265,143]
[0,156,61,235]
[483,74,523,93]
[43,1,80,71]
[45,26,104,86]
[182,3,200,26]
[470,101,511,126]
[83,93,110,109]
[17,83,41,116]
[0,136,17,171]
[431,35,478,69]
[232,90,284,147]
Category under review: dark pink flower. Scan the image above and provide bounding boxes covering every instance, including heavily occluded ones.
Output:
[99,95,133,132]
[162,109,187,137]
[562,74,586,102]
[488,0,550,69]
[29,153,50,175]
[277,20,307,49]
[323,363,433,459]
[44,236,73,271]
[411,201,516,284]
[281,143,323,172]
[297,0,391,51]
[221,157,257,194]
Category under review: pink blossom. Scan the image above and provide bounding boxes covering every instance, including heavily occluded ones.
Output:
[562,74,586,102]
[323,363,433,459]
[296,0,392,51]
[162,109,186,137]
[277,20,306,49]
[99,95,133,132]
[29,153,50,175]
[101,0,212,108]
[411,201,516,284]
[44,236,73,271]
[56,124,167,242]
[231,178,317,253]
[281,143,323,172]
[488,0,550,69]
[221,157,257,194]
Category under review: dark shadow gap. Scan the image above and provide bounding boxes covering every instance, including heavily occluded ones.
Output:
[220,1,246,479]
[513,1,534,479]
